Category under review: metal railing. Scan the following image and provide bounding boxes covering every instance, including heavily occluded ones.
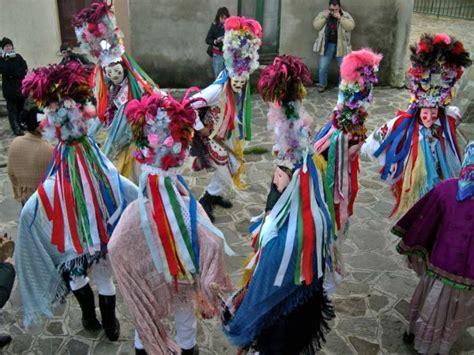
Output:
[414,0,474,20]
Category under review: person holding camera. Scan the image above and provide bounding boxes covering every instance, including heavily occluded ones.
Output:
[59,43,92,67]
[0,38,27,136]
[313,0,355,93]
[206,7,230,78]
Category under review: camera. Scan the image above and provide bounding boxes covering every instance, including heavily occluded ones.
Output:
[4,52,16,58]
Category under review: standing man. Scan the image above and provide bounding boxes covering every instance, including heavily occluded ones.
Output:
[0,38,27,136]
[313,0,355,93]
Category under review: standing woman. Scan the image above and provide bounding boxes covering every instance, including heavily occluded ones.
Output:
[206,7,230,77]
[392,142,474,354]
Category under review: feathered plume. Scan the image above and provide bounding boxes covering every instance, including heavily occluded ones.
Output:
[258,55,312,104]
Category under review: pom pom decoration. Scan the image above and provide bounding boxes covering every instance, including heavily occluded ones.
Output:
[72,0,124,66]
[409,33,472,108]
[125,88,205,170]
[223,16,262,80]
[21,61,95,143]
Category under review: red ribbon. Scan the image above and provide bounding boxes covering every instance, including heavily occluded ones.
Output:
[38,183,54,221]
[61,162,83,254]
[348,156,359,217]
[149,175,180,278]
[122,56,155,96]
[51,176,65,253]
[300,169,315,285]
[76,148,108,244]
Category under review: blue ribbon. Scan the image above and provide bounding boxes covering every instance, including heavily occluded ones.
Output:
[177,175,200,269]
[313,120,332,144]
[307,155,333,270]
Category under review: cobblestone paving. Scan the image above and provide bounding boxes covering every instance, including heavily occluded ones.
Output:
[0,13,473,355]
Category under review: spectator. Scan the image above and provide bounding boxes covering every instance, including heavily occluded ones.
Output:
[0,38,27,135]
[313,0,355,92]
[0,234,15,349]
[7,100,54,206]
[59,43,91,67]
[206,7,230,78]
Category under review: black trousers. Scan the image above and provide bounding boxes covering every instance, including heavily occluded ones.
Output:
[6,96,25,133]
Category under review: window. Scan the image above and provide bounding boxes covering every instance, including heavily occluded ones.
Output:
[57,0,95,45]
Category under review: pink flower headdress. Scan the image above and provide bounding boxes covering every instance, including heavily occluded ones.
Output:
[333,48,383,142]
[21,61,96,142]
[125,89,205,170]
[72,0,124,66]
[223,16,263,79]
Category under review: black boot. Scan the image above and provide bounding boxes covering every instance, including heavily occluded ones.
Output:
[0,334,12,349]
[72,284,102,331]
[210,195,233,209]
[99,294,120,341]
[403,331,415,344]
[135,348,147,355]
[181,344,199,355]
[199,192,215,222]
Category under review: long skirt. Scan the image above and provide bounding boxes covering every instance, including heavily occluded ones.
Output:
[408,257,474,354]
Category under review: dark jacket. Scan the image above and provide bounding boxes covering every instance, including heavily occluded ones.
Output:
[206,22,225,52]
[0,262,15,308]
[60,53,91,67]
[0,54,27,99]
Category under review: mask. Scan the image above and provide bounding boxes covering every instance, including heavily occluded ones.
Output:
[273,166,291,193]
[419,107,438,128]
[105,63,125,86]
[230,77,247,94]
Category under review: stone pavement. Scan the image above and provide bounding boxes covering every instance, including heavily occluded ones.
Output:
[1,84,474,355]
[1,13,474,355]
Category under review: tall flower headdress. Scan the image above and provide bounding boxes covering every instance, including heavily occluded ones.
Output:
[72,0,124,66]
[258,55,313,168]
[21,61,124,257]
[333,48,383,143]
[21,61,96,142]
[124,90,233,283]
[223,16,263,79]
[408,33,471,108]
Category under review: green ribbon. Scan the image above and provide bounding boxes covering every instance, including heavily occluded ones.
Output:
[294,194,303,285]
[164,177,198,270]
[244,83,252,141]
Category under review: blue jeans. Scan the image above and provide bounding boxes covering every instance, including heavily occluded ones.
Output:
[212,54,225,78]
[318,42,343,87]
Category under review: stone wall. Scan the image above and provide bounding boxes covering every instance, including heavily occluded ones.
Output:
[279,0,413,87]
[129,0,238,88]
[129,0,413,88]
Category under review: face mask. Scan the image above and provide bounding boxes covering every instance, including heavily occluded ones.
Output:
[105,63,125,86]
[230,77,247,94]
[419,107,439,128]
[273,166,291,192]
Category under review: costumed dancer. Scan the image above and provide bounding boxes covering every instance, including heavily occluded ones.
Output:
[313,49,382,282]
[222,55,334,355]
[15,61,138,341]
[392,141,474,354]
[362,33,471,218]
[72,0,158,180]
[191,16,262,221]
[108,90,234,354]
